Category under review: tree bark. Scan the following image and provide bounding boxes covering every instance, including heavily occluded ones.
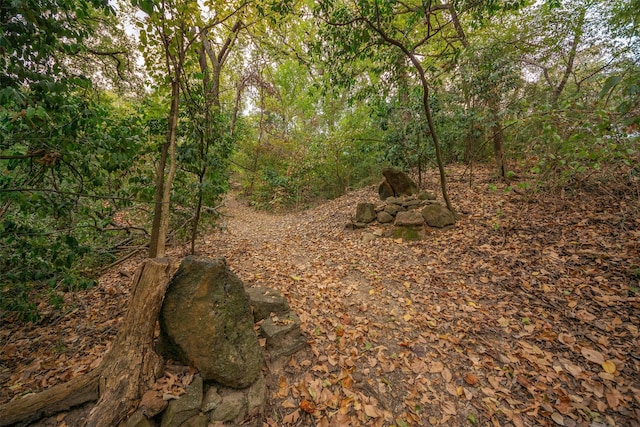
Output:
[0,258,176,427]
[149,79,180,258]
[488,94,506,180]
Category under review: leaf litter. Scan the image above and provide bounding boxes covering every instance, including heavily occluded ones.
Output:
[1,165,639,426]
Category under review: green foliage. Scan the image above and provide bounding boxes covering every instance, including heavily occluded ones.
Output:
[0,90,149,319]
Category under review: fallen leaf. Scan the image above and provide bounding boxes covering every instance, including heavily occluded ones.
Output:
[300,399,316,413]
[464,373,479,385]
[282,410,300,423]
[551,412,565,425]
[581,347,605,364]
[442,367,452,382]
[442,400,457,415]
[601,360,616,374]
[364,404,383,418]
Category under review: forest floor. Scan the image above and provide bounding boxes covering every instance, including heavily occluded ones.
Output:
[1,165,640,426]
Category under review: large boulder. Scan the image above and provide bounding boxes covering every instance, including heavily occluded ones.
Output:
[381,168,418,198]
[421,204,455,228]
[159,257,263,389]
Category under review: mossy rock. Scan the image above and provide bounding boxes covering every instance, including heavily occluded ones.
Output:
[392,226,422,241]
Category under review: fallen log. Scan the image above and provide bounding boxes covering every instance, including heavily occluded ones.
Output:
[0,258,176,427]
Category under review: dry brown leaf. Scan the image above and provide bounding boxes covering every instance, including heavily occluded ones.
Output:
[441,367,452,382]
[581,347,605,364]
[364,404,383,418]
[282,409,300,424]
[429,361,444,373]
[442,400,457,415]
[300,399,316,413]
[464,372,479,385]
[551,412,565,426]
[605,388,623,409]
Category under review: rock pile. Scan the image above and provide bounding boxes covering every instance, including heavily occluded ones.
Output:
[125,257,305,427]
[354,193,455,229]
[353,167,456,235]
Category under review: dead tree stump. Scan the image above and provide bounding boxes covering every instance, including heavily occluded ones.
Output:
[0,258,177,427]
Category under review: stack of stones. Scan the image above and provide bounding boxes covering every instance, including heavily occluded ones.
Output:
[352,167,455,230]
[353,192,455,229]
[125,257,306,427]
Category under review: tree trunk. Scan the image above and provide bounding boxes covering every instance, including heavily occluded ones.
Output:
[488,94,506,180]
[0,258,176,427]
[149,80,180,258]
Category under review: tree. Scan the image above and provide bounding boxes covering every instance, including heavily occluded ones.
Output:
[1,0,148,317]
[315,0,480,214]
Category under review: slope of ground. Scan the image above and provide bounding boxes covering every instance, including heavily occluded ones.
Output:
[1,165,639,426]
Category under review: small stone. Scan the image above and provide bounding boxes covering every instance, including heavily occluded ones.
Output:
[201,386,223,413]
[161,375,203,427]
[377,211,394,223]
[122,410,154,427]
[385,197,402,205]
[403,199,422,208]
[384,204,405,216]
[260,312,306,359]
[378,180,394,200]
[180,414,208,427]
[394,210,425,227]
[418,190,437,200]
[355,202,376,223]
[246,287,290,322]
[210,390,247,423]
[362,232,376,243]
[246,375,267,415]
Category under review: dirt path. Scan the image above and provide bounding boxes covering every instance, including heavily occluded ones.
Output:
[198,172,640,427]
[1,167,639,426]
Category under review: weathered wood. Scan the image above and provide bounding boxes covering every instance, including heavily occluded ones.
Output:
[0,258,176,427]
[85,258,175,427]
[0,369,100,426]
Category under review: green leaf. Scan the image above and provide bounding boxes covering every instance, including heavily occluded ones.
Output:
[137,0,154,15]
[599,75,622,98]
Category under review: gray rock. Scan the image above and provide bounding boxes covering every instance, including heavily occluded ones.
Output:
[403,199,422,208]
[180,415,208,427]
[382,168,418,197]
[201,386,223,413]
[394,210,425,227]
[362,232,376,243]
[260,312,306,359]
[122,410,155,427]
[422,204,455,228]
[161,375,203,427]
[385,197,402,205]
[378,180,394,200]
[159,257,263,388]
[246,287,290,322]
[210,390,247,423]
[384,204,405,216]
[418,190,437,200]
[377,211,394,223]
[246,374,267,415]
[355,203,376,223]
